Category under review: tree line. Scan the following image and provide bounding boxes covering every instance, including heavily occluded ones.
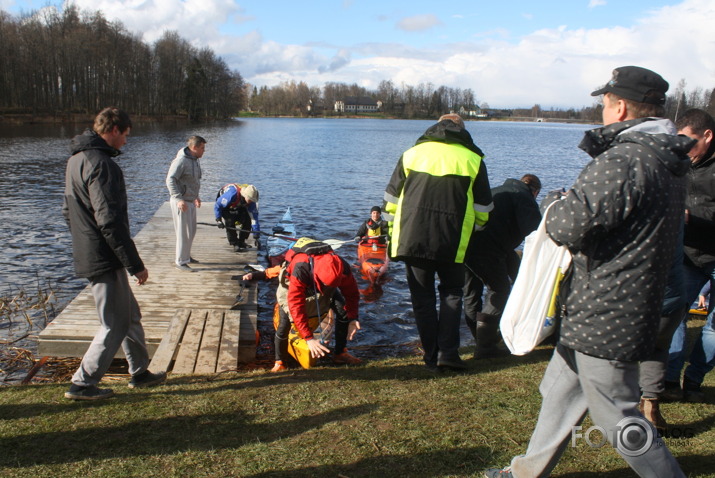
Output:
[0,6,245,120]
[2,6,713,123]
[249,78,715,122]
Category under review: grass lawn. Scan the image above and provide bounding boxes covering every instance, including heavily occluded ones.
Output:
[1,338,714,478]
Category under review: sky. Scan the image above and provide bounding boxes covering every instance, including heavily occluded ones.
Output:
[3,0,714,109]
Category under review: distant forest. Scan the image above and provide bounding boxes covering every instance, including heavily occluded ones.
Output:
[1,6,714,123]
[0,6,246,120]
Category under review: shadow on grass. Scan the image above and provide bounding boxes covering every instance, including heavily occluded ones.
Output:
[0,403,377,468]
[241,446,488,478]
[558,453,715,477]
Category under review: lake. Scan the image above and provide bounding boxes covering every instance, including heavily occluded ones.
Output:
[0,118,594,355]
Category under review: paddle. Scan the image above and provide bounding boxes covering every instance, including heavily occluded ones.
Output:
[197,222,353,250]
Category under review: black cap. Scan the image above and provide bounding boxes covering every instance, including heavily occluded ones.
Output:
[591,66,668,106]
[371,206,381,213]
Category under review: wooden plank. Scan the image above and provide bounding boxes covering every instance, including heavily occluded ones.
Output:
[149,309,192,373]
[172,310,208,374]
[217,310,241,372]
[194,310,224,374]
[238,309,257,364]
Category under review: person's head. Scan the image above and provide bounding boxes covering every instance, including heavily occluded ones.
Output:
[520,174,542,198]
[187,135,207,158]
[93,107,132,150]
[591,66,668,124]
[313,253,346,289]
[370,205,382,221]
[676,108,715,165]
[240,184,259,203]
[438,113,465,129]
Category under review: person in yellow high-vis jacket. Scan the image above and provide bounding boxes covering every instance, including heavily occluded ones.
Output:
[383,113,493,372]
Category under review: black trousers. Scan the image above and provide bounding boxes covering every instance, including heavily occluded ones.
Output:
[220,207,250,245]
[404,258,464,366]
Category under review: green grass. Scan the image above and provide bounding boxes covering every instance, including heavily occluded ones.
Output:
[1,343,714,478]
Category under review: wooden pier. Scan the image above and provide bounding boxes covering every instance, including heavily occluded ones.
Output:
[38,202,259,374]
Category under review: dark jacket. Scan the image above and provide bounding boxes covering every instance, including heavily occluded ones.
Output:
[468,178,541,258]
[355,218,389,240]
[546,118,693,361]
[383,120,493,263]
[62,130,144,278]
[683,148,715,267]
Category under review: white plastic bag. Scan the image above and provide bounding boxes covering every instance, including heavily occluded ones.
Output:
[500,202,572,355]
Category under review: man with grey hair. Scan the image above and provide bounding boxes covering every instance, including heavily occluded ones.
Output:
[166,135,205,272]
[484,66,691,477]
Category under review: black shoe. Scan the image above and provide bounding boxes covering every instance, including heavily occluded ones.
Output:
[437,356,468,371]
[683,377,705,403]
[234,244,246,252]
[238,241,252,249]
[175,264,195,272]
[424,363,442,374]
[64,384,115,401]
[128,370,167,389]
[189,257,199,264]
[661,380,683,402]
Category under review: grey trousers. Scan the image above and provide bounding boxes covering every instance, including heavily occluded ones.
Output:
[71,269,150,386]
[510,344,684,478]
[170,197,197,266]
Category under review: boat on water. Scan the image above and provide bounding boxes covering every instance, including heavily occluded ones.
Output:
[357,238,389,285]
[266,207,296,266]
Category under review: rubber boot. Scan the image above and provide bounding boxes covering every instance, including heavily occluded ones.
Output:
[474,313,502,359]
[639,397,667,432]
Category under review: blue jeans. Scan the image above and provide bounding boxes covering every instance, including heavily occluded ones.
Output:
[666,261,715,385]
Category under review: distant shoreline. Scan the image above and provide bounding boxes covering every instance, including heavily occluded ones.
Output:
[0,112,594,125]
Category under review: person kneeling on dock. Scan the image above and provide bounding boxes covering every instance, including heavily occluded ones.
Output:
[244,238,362,371]
[214,183,260,252]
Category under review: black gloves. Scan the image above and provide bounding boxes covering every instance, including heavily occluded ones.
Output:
[216,218,225,229]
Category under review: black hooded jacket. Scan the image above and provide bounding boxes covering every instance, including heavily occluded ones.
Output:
[62,129,144,278]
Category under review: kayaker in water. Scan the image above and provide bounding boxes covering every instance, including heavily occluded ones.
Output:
[214,183,261,252]
[354,205,389,244]
[243,237,362,372]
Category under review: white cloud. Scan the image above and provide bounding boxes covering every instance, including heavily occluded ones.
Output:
[396,14,443,32]
[52,0,715,108]
[589,0,607,8]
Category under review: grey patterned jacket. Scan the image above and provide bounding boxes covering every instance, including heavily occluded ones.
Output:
[545,118,693,361]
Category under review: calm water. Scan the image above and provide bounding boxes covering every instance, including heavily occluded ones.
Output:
[0,118,594,353]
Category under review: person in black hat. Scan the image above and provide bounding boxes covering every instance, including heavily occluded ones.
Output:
[483,66,690,478]
[354,205,389,244]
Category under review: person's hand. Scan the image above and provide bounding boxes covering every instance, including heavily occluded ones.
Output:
[177,200,188,212]
[243,272,254,281]
[698,294,707,310]
[354,236,361,243]
[134,269,148,285]
[347,320,361,341]
[194,198,201,208]
[306,338,330,358]
[216,219,225,229]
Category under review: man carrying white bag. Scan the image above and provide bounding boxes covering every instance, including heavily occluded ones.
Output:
[500,200,571,356]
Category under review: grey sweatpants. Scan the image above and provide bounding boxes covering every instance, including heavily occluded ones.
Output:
[71,268,150,387]
[510,344,684,478]
[170,197,197,266]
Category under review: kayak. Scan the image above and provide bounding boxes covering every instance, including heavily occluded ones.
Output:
[267,207,296,266]
[357,239,389,285]
[272,303,334,369]
[689,308,708,316]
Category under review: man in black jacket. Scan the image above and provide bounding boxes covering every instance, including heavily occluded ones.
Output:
[464,175,541,358]
[62,107,166,400]
[484,66,689,478]
[665,108,715,402]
